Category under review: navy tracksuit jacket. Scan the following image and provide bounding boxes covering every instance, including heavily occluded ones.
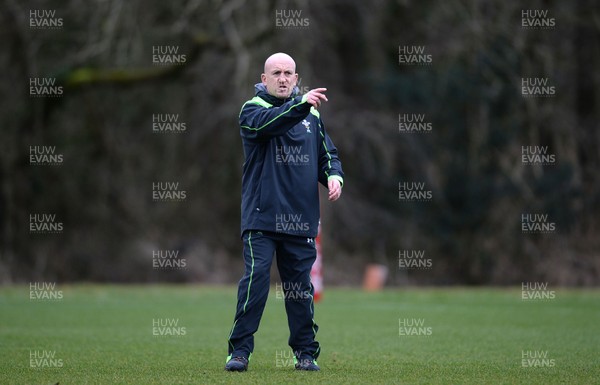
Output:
[227,84,344,363]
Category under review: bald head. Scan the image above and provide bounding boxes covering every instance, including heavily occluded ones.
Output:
[261,52,298,99]
[264,52,296,73]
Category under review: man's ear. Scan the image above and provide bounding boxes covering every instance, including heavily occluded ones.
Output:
[293,73,299,86]
[261,73,267,84]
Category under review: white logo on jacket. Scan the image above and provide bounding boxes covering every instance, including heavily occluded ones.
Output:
[301,119,311,133]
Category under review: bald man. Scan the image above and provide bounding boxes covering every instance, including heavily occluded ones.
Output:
[225,53,344,372]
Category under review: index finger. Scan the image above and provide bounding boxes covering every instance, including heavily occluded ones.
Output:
[311,88,327,93]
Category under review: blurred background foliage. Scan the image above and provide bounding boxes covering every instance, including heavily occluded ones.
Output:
[1,0,598,285]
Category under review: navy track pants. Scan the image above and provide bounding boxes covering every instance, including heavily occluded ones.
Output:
[227,230,320,361]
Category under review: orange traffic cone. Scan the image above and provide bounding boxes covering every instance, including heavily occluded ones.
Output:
[363,264,388,292]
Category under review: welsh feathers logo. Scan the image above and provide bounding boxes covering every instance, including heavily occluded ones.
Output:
[301,119,311,133]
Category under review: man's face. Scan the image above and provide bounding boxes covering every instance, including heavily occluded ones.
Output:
[261,58,298,99]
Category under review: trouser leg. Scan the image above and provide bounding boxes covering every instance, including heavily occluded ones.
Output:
[227,231,276,359]
[276,235,320,360]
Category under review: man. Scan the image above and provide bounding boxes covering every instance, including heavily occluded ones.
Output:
[225,52,344,372]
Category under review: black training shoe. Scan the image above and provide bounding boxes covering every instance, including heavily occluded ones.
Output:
[225,356,248,372]
[295,357,320,371]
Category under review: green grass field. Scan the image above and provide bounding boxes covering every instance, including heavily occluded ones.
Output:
[1,285,598,384]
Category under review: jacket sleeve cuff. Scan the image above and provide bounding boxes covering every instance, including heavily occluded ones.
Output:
[327,175,344,187]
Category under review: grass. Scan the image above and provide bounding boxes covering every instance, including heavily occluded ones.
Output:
[0,285,599,384]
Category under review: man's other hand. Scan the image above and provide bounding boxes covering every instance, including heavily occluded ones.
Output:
[328,178,342,201]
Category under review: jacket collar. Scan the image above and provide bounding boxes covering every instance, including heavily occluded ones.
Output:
[254,83,299,106]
